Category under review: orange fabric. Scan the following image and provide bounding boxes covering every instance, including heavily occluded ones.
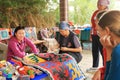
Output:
[68,21,74,26]
[73,30,80,34]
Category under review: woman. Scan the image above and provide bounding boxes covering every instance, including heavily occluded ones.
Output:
[87,0,110,72]
[7,26,38,60]
[94,10,120,80]
[92,10,107,80]
[56,21,82,63]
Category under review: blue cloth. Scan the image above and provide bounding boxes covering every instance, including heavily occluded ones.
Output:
[105,44,120,80]
[59,21,69,30]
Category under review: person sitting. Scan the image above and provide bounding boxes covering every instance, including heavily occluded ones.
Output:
[93,10,120,80]
[7,26,38,61]
[56,21,82,63]
[92,10,107,80]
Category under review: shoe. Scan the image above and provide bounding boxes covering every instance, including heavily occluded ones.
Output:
[86,67,98,73]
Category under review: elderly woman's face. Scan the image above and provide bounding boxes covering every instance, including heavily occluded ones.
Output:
[97,4,107,10]
[15,29,25,41]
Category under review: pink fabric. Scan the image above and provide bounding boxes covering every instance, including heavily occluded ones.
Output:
[7,36,38,60]
[97,0,110,6]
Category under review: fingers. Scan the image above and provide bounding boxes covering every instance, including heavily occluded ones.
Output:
[61,47,67,51]
[92,70,101,80]
[99,35,113,48]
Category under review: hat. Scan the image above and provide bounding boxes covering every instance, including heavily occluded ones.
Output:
[97,0,110,6]
[59,21,69,30]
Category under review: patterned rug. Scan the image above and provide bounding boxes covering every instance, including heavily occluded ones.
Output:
[13,53,86,80]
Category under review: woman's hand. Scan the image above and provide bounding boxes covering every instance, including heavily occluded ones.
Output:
[60,47,68,51]
[99,35,117,61]
[92,70,101,80]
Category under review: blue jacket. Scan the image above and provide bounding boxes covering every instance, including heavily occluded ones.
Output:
[105,44,120,80]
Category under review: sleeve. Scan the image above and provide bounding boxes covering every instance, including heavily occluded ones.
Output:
[99,67,106,80]
[25,38,38,53]
[99,66,105,75]
[73,35,81,48]
[105,45,120,80]
[9,40,25,58]
[91,11,96,27]
[91,10,99,27]
[98,48,107,80]
[91,10,99,35]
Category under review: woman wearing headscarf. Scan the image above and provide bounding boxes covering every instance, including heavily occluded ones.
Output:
[87,0,110,72]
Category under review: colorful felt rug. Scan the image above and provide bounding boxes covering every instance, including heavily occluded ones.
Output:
[27,53,86,80]
[12,53,86,80]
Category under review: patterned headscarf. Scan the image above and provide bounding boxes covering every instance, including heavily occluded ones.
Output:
[97,0,110,6]
[59,21,70,30]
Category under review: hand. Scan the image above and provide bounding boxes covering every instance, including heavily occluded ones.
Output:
[60,47,68,51]
[99,35,116,49]
[92,70,101,80]
[99,35,117,61]
[90,35,92,41]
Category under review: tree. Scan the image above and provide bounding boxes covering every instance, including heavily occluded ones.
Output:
[68,0,115,26]
[0,0,59,28]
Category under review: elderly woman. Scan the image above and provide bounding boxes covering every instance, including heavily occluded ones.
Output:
[87,0,110,72]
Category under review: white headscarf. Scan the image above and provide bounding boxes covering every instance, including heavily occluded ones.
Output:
[97,0,110,6]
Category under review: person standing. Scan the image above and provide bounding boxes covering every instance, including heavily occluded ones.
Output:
[93,10,120,80]
[87,0,110,72]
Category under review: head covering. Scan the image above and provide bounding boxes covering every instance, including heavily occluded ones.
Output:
[59,21,69,30]
[97,0,110,6]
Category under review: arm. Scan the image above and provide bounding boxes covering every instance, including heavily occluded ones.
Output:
[25,37,38,53]
[92,66,106,80]
[91,10,99,36]
[61,47,82,53]
[9,41,25,58]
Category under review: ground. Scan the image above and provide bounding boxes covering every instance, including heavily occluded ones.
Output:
[79,50,103,80]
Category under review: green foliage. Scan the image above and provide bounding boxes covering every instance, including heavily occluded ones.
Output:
[0,0,59,28]
[69,0,115,25]
[0,0,115,28]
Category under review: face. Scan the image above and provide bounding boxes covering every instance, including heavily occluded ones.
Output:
[95,17,108,37]
[97,25,107,37]
[59,29,69,37]
[15,29,25,41]
[97,24,117,43]
[97,4,107,10]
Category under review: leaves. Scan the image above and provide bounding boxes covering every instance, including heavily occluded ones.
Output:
[69,0,115,25]
[0,0,59,28]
